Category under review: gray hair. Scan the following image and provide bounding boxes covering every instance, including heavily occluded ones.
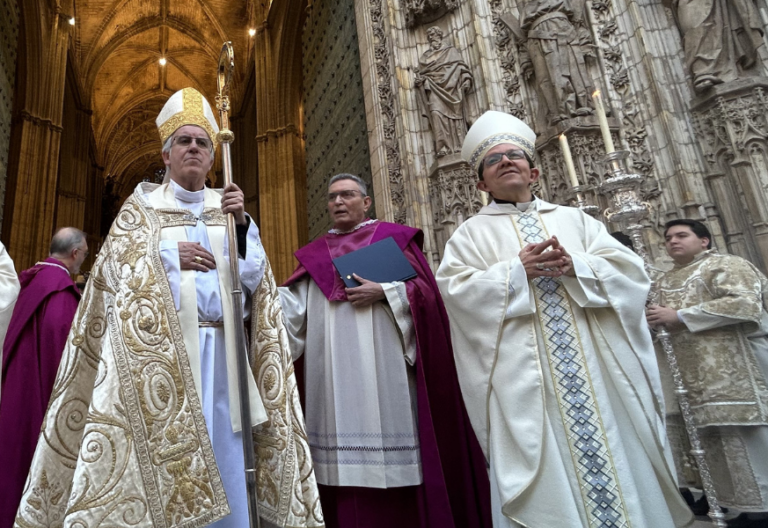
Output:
[50,227,86,256]
[329,173,367,196]
[161,136,173,183]
[160,131,215,185]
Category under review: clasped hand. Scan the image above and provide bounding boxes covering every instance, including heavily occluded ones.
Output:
[520,236,575,279]
[346,273,386,308]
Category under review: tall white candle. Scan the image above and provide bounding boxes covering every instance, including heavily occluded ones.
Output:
[592,90,615,154]
[559,134,580,188]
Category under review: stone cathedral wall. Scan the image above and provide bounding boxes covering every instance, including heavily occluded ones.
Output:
[350,0,768,272]
[302,0,375,240]
[0,0,19,230]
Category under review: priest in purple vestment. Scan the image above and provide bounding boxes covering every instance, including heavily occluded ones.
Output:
[278,173,491,528]
[0,227,87,527]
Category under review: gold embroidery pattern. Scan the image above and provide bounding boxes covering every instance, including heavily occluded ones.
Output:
[15,185,324,528]
[250,263,324,527]
[16,192,229,527]
[699,428,766,510]
[156,208,228,228]
[157,88,217,146]
[659,252,768,426]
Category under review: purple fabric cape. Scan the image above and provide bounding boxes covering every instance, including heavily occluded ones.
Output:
[0,258,80,528]
[283,221,492,528]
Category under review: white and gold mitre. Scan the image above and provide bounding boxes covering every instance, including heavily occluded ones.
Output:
[461,110,536,171]
[156,87,220,146]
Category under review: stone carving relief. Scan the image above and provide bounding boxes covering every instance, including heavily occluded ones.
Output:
[501,0,595,126]
[590,0,655,181]
[676,0,764,93]
[489,0,528,119]
[690,80,768,268]
[538,130,607,204]
[370,0,407,224]
[404,0,458,28]
[691,82,768,166]
[415,27,474,157]
[428,154,484,255]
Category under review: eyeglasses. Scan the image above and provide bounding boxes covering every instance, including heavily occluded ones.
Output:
[173,135,213,151]
[328,190,365,202]
[483,149,527,168]
[76,247,89,257]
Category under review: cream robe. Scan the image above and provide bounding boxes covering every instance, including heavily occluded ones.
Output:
[278,272,421,488]
[436,200,692,528]
[0,242,19,403]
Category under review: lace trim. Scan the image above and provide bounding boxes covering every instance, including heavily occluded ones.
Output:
[328,218,378,235]
[35,261,70,274]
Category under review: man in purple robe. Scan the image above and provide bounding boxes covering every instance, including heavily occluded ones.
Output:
[0,227,87,527]
[278,173,490,528]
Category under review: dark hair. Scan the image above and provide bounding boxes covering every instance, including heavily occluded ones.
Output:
[477,150,535,180]
[663,219,712,249]
[610,231,634,250]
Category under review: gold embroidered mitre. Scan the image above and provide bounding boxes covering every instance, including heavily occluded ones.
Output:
[156,87,220,147]
[461,110,536,171]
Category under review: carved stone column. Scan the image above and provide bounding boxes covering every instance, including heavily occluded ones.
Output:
[690,78,768,271]
[428,154,483,259]
[2,3,71,270]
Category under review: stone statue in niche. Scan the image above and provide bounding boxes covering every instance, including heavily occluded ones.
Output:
[404,0,458,28]
[676,0,764,92]
[415,27,474,157]
[501,0,594,126]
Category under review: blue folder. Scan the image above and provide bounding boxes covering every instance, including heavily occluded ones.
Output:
[332,237,418,288]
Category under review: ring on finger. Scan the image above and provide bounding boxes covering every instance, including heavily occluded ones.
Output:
[194,256,203,264]
[535,262,545,270]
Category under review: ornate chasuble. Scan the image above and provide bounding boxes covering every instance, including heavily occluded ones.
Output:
[512,212,629,528]
[657,250,768,427]
[15,183,323,528]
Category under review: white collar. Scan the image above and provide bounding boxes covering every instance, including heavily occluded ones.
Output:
[170,179,205,204]
[329,218,378,235]
[489,199,535,212]
[36,261,70,275]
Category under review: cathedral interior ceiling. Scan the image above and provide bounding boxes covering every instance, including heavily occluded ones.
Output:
[71,0,256,194]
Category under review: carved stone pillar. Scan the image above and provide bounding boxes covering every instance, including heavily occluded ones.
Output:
[2,4,70,270]
[690,78,768,271]
[428,154,483,259]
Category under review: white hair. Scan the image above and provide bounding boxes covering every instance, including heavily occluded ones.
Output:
[161,135,173,184]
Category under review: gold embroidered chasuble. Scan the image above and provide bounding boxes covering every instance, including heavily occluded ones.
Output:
[15,183,323,528]
[657,250,768,427]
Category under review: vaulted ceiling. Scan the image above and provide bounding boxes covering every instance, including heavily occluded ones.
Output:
[70,0,258,194]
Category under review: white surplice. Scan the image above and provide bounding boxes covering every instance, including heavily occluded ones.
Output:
[278,238,421,488]
[436,199,693,528]
[0,242,19,403]
[146,180,266,528]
